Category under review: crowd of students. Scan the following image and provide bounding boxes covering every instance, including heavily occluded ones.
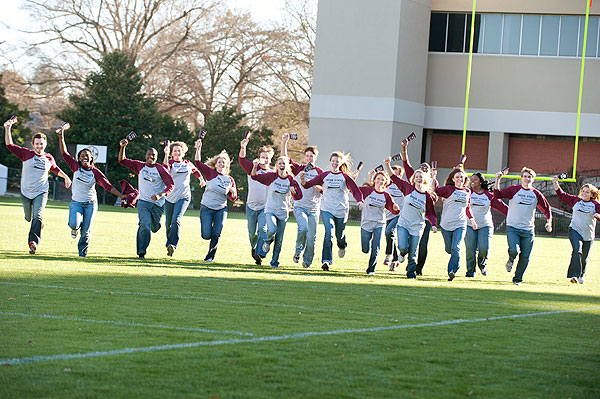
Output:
[4,117,599,285]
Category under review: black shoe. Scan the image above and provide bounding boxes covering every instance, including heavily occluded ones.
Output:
[465,274,474,278]
[251,247,256,259]
[138,254,145,259]
[322,263,330,271]
[252,252,262,265]
[448,271,455,281]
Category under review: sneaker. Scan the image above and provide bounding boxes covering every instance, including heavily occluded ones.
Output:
[71,228,78,239]
[167,244,175,257]
[338,247,345,258]
[465,274,474,278]
[389,262,396,272]
[480,268,488,276]
[383,255,392,266]
[302,261,310,269]
[262,241,271,254]
[271,264,279,269]
[28,241,37,254]
[513,281,520,286]
[367,271,375,276]
[399,253,406,263]
[569,277,578,284]
[321,263,330,271]
[505,259,514,272]
[253,253,262,266]
[578,277,585,284]
[448,271,455,281]
[251,247,256,259]
[293,253,300,263]
[204,258,214,263]
[138,254,145,259]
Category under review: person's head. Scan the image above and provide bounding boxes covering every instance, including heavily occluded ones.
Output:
[520,167,536,188]
[445,167,468,188]
[373,171,390,190]
[330,151,351,174]
[470,172,490,192]
[31,133,47,155]
[77,148,94,169]
[275,156,291,176]
[579,183,600,202]
[258,146,275,167]
[170,141,188,161]
[145,148,158,166]
[304,146,318,165]
[411,169,430,189]
[206,150,231,174]
[391,164,403,177]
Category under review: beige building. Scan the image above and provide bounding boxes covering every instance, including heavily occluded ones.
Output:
[309,0,600,180]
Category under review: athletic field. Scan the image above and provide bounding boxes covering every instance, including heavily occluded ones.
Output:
[1,196,598,398]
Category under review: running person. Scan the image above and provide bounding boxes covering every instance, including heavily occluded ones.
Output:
[465,173,508,277]
[119,139,174,259]
[383,161,405,271]
[57,126,124,257]
[4,116,71,254]
[162,141,205,257]
[281,133,323,268]
[552,177,600,284]
[239,138,274,264]
[358,170,400,275]
[251,156,302,268]
[194,140,237,262]
[435,167,477,281]
[299,151,364,271]
[494,167,552,285]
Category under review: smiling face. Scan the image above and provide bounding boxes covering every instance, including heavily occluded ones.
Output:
[413,170,424,186]
[145,149,158,166]
[78,149,93,169]
[259,151,271,167]
[215,157,226,173]
[330,155,340,171]
[171,145,184,162]
[32,138,47,155]
[374,173,387,190]
[453,171,466,188]
[521,172,533,188]
[304,150,316,165]
[580,186,592,201]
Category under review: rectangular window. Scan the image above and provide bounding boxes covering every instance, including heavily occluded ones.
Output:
[578,16,599,57]
[429,12,448,52]
[465,13,482,53]
[521,15,540,55]
[502,14,522,54]
[447,14,466,52]
[540,15,559,56]
[559,16,579,56]
[483,14,502,54]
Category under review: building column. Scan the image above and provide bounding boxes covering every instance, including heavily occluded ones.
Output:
[487,131,509,173]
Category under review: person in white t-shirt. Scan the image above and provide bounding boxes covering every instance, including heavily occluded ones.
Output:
[552,176,600,284]
[383,162,405,271]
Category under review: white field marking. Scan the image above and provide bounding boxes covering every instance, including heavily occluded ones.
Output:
[0,282,435,321]
[0,312,253,336]
[3,306,599,366]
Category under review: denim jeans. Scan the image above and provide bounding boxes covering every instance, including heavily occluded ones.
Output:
[21,192,48,246]
[506,225,535,283]
[320,210,347,264]
[137,200,164,256]
[361,227,383,273]
[441,227,466,275]
[294,207,319,265]
[464,226,492,276]
[257,212,287,268]
[397,226,421,278]
[385,216,399,260]
[200,205,227,261]
[68,200,98,257]
[567,227,592,279]
[416,220,432,274]
[164,198,191,248]
[246,206,266,252]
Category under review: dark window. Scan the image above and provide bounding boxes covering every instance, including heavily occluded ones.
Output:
[447,14,466,52]
[429,13,448,51]
[465,13,482,52]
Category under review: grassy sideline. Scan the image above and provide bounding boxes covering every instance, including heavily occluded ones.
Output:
[0,196,599,398]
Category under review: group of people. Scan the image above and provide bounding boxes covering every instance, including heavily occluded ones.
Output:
[4,116,599,285]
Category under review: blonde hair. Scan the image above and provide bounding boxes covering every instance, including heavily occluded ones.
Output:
[580,184,600,201]
[275,156,292,176]
[330,151,352,175]
[31,132,47,144]
[259,146,275,158]
[170,141,188,155]
[410,169,430,189]
[372,170,391,188]
[521,167,536,178]
[205,150,231,174]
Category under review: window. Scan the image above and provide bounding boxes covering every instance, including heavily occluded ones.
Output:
[465,13,482,52]
[502,14,522,54]
[447,14,466,52]
[578,16,599,57]
[559,16,579,56]
[540,15,559,56]
[521,15,541,55]
[483,14,502,54]
[429,13,447,52]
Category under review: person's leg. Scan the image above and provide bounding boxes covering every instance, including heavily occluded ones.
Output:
[320,211,335,265]
[259,213,278,257]
[477,226,492,274]
[255,209,266,256]
[136,200,153,256]
[270,217,287,268]
[448,227,465,275]
[333,215,347,252]
[580,240,592,280]
[294,207,309,259]
[303,210,318,266]
[200,205,214,241]
[246,206,259,249]
[567,227,584,279]
[416,220,431,274]
[164,201,174,240]
[505,226,520,272]
[28,192,48,247]
[68,201,84,232]
[21,194,33,222]
[397,226,415,277]
[464,226,477,277]
[77,201,97,257]
[361,228,371,254]
[513,228,534,284]
[205,207,227,261]
[406,232,420,279]
[149,203,163,233]
[367,227,382,274]
[167,198,190,248]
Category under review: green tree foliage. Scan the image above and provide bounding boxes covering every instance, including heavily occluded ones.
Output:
[57,51,195,199]
[196,106,275,207]
[0,75,32,169]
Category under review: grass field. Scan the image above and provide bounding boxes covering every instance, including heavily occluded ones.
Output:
[0,196,599,398]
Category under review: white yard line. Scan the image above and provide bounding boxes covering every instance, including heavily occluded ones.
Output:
[3,306,599,366]
[0,312,253,336]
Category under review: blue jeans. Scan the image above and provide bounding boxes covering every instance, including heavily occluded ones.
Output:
[567,227,592,279]
[200,205,227,261]
[164,198,190,248]
[362,227,382,273]
[21,192,48,246]
[137,200,164,256]
[506,226,535,283]
[397,226,421,278]
[68,200,98,257]
[321,210,347,264]
[257,212,287,268]
[416,220,432,274]
[441,227,466,275]
[294,207,319,265]
[385,216,399,260]
[246,206,266,252]
[464,226,492,276]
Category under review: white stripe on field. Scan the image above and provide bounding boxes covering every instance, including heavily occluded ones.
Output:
[2,306,598,366]
[0,282,433,321]
[0,312,253,336]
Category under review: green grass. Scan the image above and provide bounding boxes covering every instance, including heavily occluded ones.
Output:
[0,196,598,398]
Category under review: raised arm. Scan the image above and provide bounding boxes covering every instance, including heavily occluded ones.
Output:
[4,117,15,146]
[162,142,170,167]
[281,133,289,157]
[118,139,127,163]
[239,137,248,159]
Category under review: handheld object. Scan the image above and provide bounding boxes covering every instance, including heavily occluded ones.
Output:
[390,153,402,162]
[459,154,467,165]
[56,122,70,133]
[431,160,438,169]
[501,167,510,175]
[373,164,384,172]
[289,132,298,140]
[125,131,136,142]
[244,130,252,140]
[558,173,567,179]
[8,115,17,124]
[356,161,364,171]
[406,132,416,142]
[304,162,315,172]
[198,129,207,140]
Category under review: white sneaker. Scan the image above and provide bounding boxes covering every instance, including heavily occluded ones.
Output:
[71,229,78,239]
[399,253,406,263]
[293,253,300,263]
[338,247,345,258]
[367,271,375,276]
[577,277,585,284]
[570,277,578,284]
[383,255,392,265]
[262,241,271,254]
[505,259,514,272]
[302,261,310,269]
[205,258,214,263]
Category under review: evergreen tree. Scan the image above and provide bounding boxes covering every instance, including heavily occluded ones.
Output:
[0,75,32,169]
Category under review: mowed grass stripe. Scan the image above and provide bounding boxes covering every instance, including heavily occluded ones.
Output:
[3,306,598,366]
